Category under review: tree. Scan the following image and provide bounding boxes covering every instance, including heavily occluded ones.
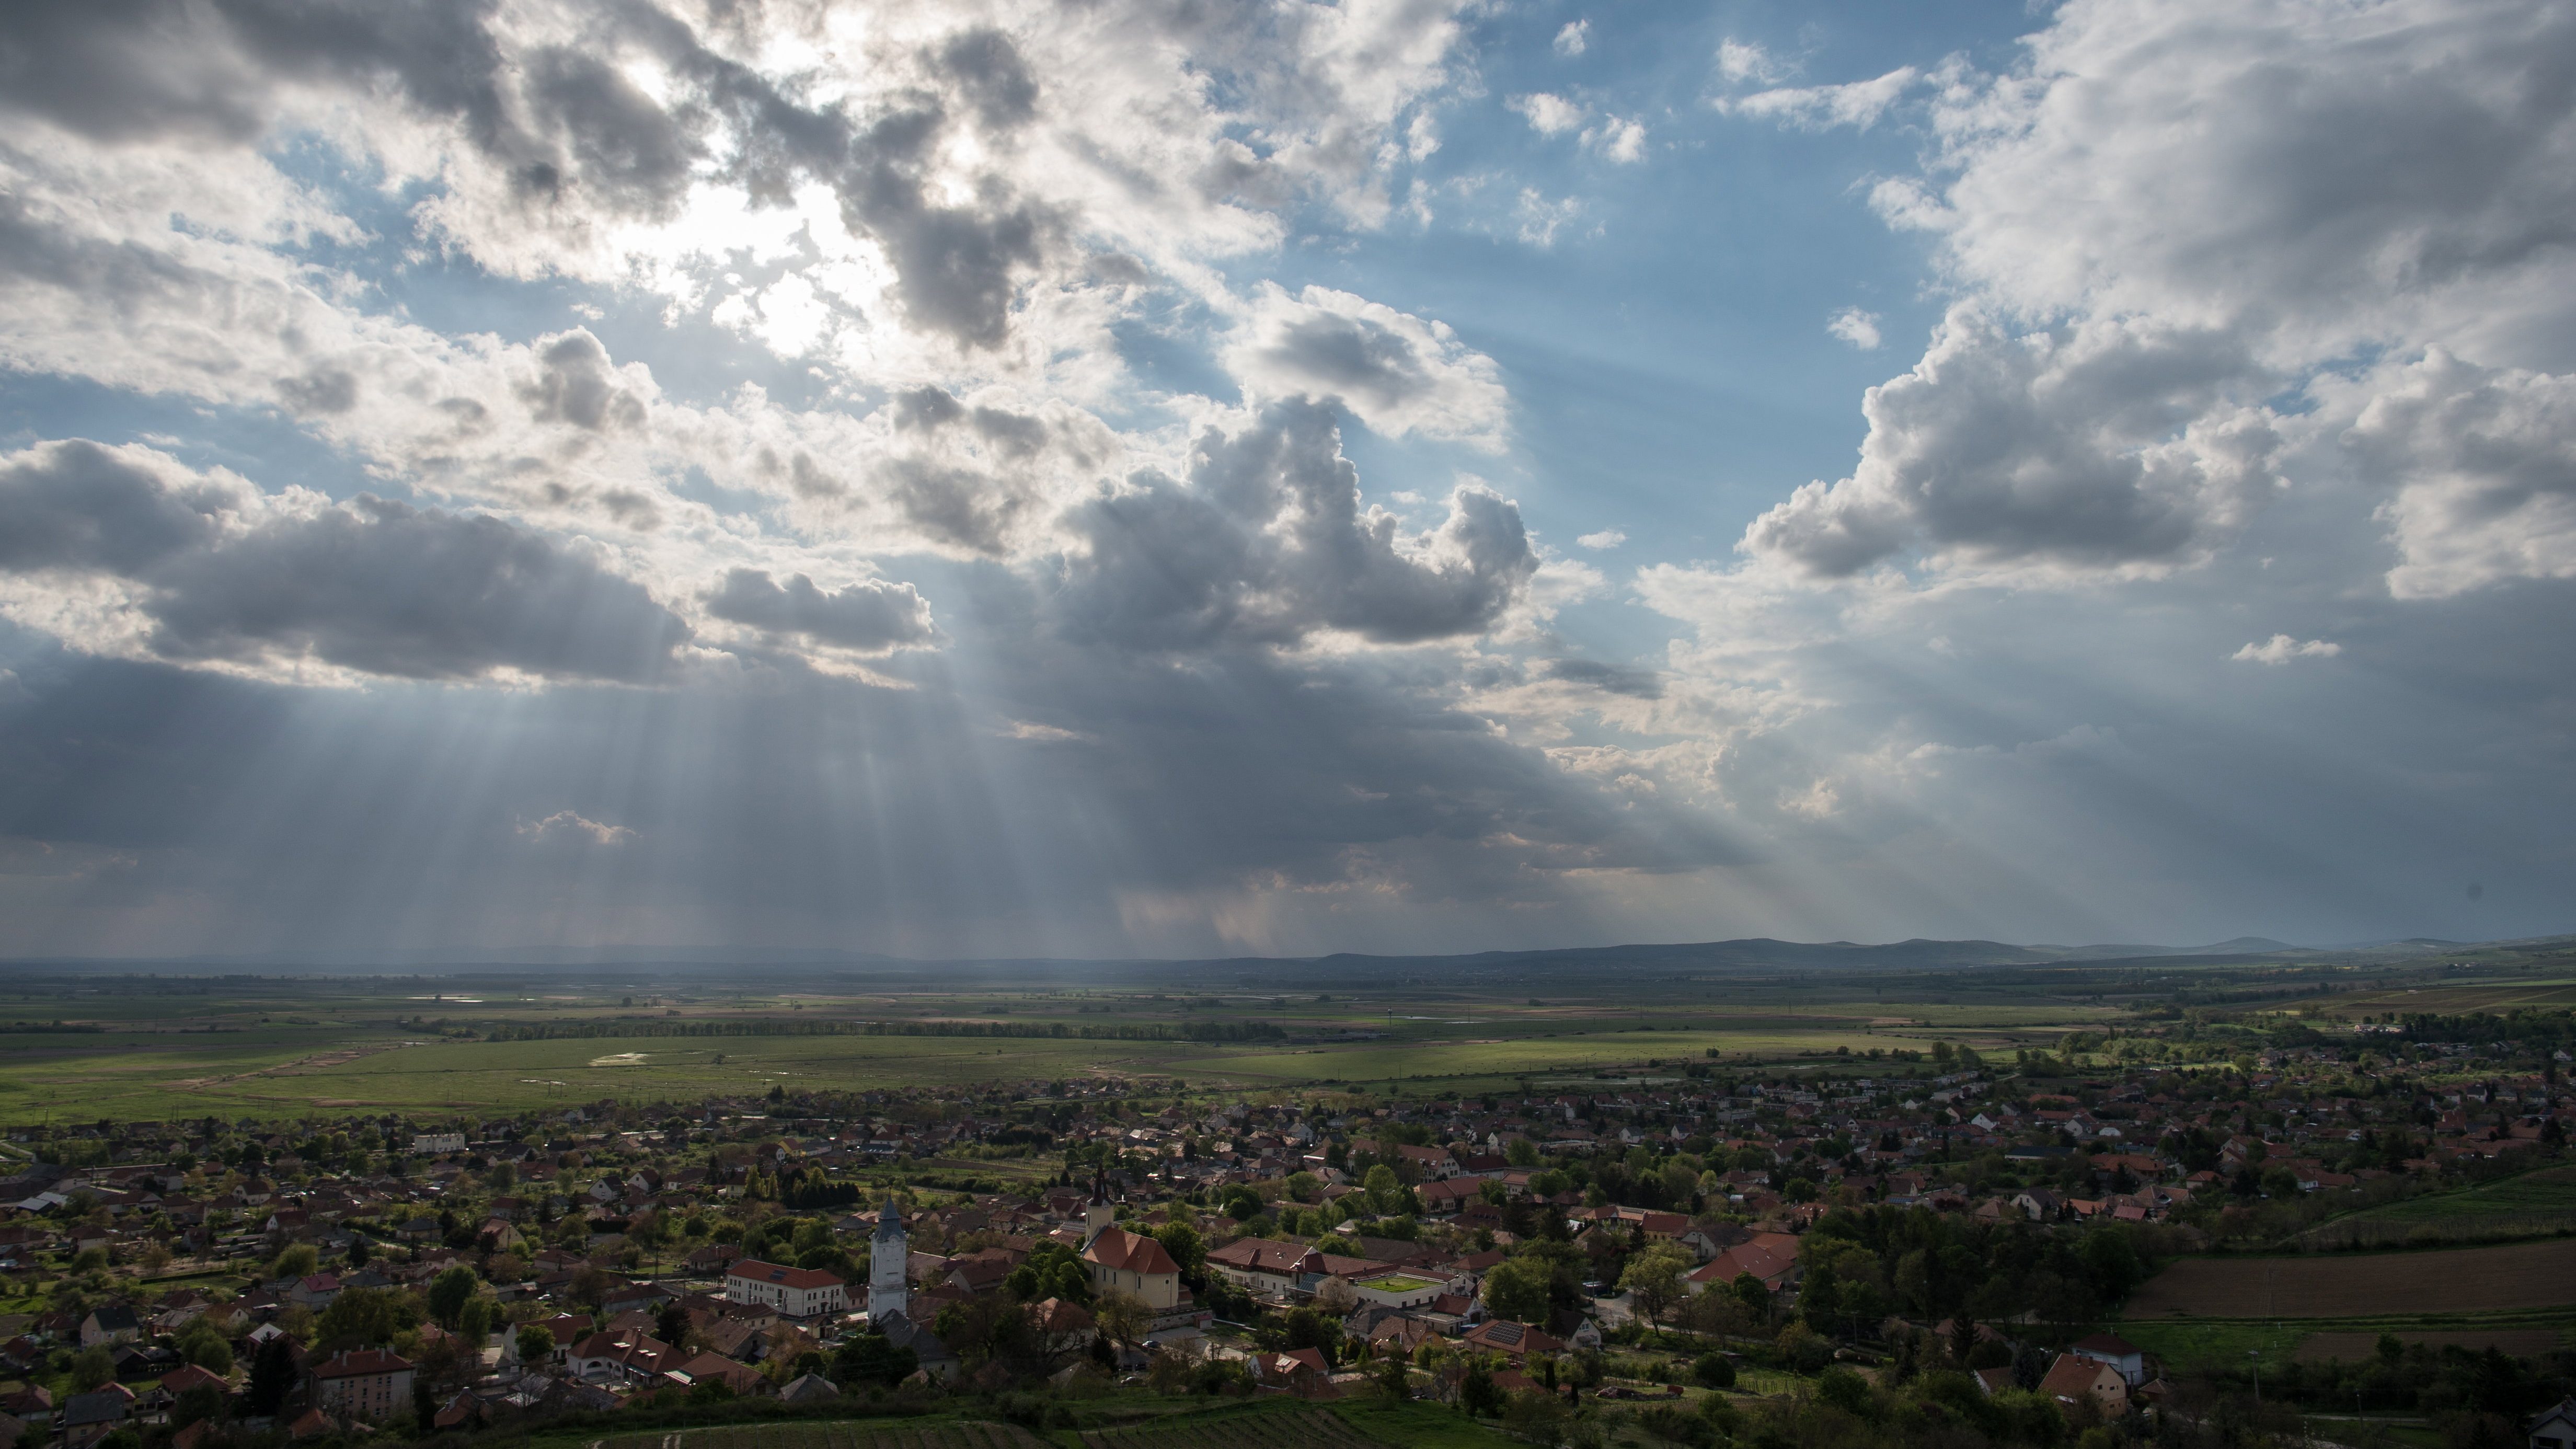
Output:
[316,1285,424,1349]
[1363,1165,1404,1215]
[1731,1271,1769,1322]
[69,1347,113,1393]
[268,1243,319,1281]
[1152,1221,1205,1281]
[829,1331,916,1389]
[1484,1256,1552,1325]
[246,1336,298,1416]
[179,1323,234,1376]
[1619,1244,1691,1341]
[426,1265,480,1329]
[1092,1289,1152,1357]
[1458,1363,1503,1418]
[170,1384,225,1431]
[1694,1352,1736,1389]
[516,1325,556,1365]
[1309,1276,1356,1318]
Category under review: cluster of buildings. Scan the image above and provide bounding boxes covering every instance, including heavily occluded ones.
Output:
[0,1026,2555,1432]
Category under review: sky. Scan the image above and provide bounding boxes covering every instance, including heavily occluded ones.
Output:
[0,0,2571,961]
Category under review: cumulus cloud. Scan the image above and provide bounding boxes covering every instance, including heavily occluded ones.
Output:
[1510,93,1585,136]
[1741,309,2280,578]
[1827,308,1883,350]
[1576,529,1627,550]
[2233,635,2341,664]
[704,569,938,654]
[1225,284,1511,447]
[1055,401,1536,650]
[2349,351,2576,599]
[0,440,689,684]
[1554,21,1590,58]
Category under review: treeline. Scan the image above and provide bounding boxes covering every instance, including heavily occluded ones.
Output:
[0,1022,106,1034]
[482,1018,1283,1043]
[2396,1007,2573,1047]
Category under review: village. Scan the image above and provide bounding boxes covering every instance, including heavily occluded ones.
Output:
[0,1015,2563,1449]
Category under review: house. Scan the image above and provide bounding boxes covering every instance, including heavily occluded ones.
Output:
[410,1134,466,1156]
[777,1374,841,1406]
[565,1331,675,1385]
[78,1308,141,1348]
[1082,1227,1183,1311]
[2039,1353,2129,1417]
[1251,1347,1332,1396]
[722,1260,848,1320]
[310,1349,415,1424]
[1205,1238,1324,1298]
[672,1352,764,1396]
[2528,1397,2576,1449]
[2070,1332,2147,1387]
[58,1392,128,1449]
[1684,1232,1802,1295]
[1459,1319,1565,1362]
[285,1273,343,1309]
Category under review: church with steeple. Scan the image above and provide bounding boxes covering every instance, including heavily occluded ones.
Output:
[867,1194,908,1322]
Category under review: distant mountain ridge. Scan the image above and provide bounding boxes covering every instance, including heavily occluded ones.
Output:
[3,932,2561,978]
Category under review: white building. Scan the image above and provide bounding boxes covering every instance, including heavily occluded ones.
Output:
[411,1133,466,1156]
[867,1196,908,1322]
[724,1259,849,1320]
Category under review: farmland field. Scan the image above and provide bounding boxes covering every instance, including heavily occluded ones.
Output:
[2125,1239,2576,1318]
[2294,1329,2564,1362]
[0,968,2125,1124]
[2293,1164,2576,1248]
[592,1420,1050,1449]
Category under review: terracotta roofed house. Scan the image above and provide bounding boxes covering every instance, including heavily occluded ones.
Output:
[1082,1227,1182,1310]
[722,1260,848,1320]
[2039,1353,2129,1417]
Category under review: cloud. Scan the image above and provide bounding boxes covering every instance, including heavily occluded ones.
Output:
[1576,529,1627,550]
[1827,308,1883,351]
[0,439,689,685]
[1740,309,2280,579]
[1716,39,1786,85]
[1514,189,1585,248]
[704,569,938,654]
[520,811,635,845]
[1055,401,1537,650]
[1226,284,1511,447]
[1584,117,1647,164]
[1510,93,1585,136]
[2233,635,2341,664]
[1542,657,1663,698]
[2347,351,2576,599]
[1719,68,1919,130]
[1554,21,1590,58]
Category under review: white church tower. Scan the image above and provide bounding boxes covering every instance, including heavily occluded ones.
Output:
[868,1194,908,1322]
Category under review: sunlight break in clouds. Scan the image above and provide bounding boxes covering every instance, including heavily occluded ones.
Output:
[0,0,2567,958]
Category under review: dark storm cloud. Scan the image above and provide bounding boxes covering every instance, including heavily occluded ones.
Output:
[0,440,689,684]
[704,568,936,653]
[1057,401,1535,649]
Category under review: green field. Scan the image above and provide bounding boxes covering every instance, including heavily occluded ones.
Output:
[2294,1164,2576,1249]
[0,971,2124,1124]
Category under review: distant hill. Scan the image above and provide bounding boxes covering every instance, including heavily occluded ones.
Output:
[12,932,2573,981]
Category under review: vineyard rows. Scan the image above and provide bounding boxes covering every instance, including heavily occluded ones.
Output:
[594,1420,1050,1449]
[1077,1406,1377,1449]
